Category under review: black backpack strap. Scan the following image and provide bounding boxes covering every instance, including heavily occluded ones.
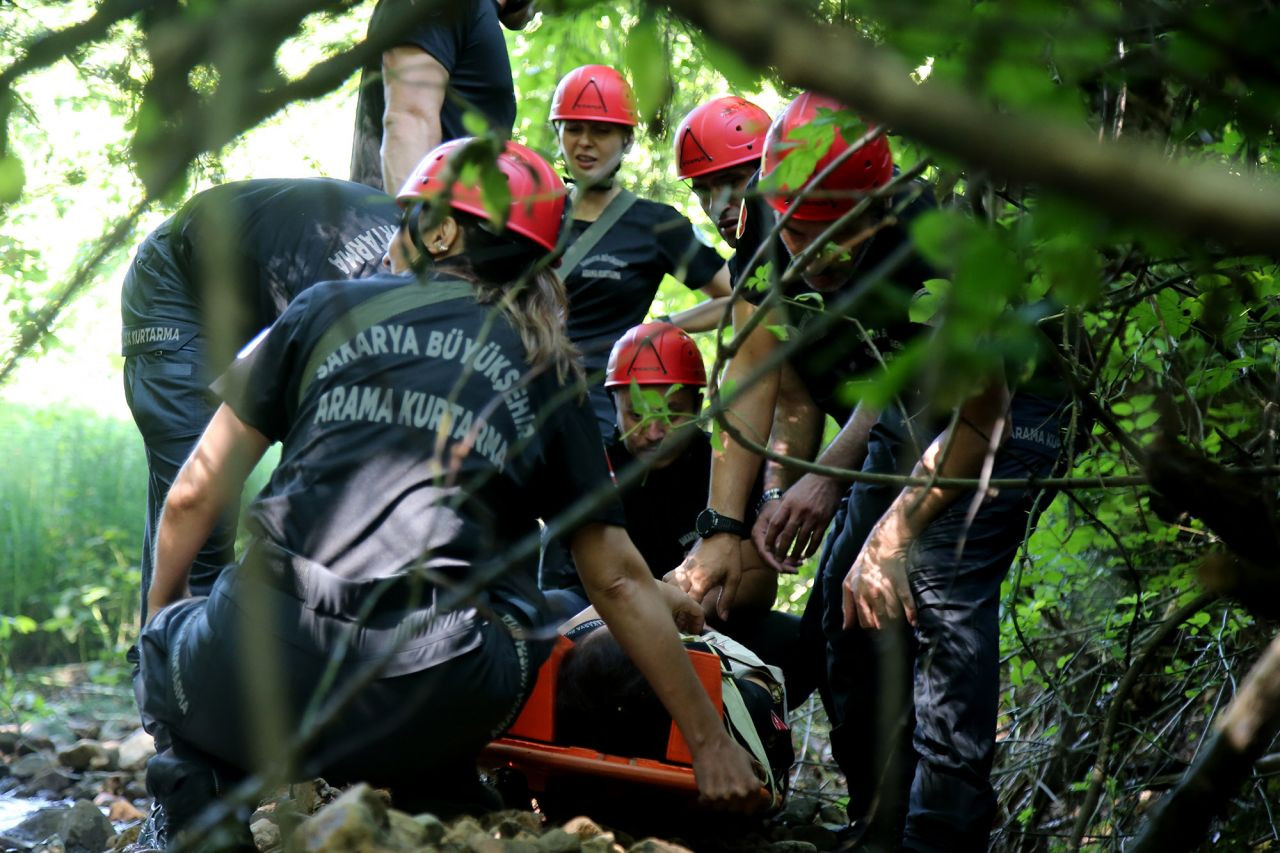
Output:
[558,189,638,278]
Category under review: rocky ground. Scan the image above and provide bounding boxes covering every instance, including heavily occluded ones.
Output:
[0,665,847,853]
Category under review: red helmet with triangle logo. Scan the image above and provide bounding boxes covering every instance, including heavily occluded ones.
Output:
[550,65,638,127]
[674,96,772,180]
[760,92,893,221]
[605,322,707,389]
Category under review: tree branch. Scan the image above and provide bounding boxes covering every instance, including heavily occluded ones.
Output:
[653,0,1280,256]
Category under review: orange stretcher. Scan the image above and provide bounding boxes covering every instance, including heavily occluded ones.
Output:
[478,635,773,808]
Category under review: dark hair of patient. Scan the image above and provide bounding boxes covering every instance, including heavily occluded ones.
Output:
[555,629,672,759]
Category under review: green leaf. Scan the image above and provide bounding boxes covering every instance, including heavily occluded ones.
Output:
[622,19,669,122]
[766,324,790,341]
[461,109,491,137]
[0,154,26,203]
[478,159,511,231]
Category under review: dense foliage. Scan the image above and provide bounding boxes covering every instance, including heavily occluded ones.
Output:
[2,0,1280,850]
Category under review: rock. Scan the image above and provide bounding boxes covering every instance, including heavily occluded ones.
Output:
[114,729,155,771]
[580,838,619,853]
[0,725,19,753]
[414,813,446,845]
[107,798,145,823]
[22,766,77,796]
[777,825,837,850]
[816,804,846,825]
[252,817,282,851]
[66,720,100,742]
[106,822,142,852]
[763,843,817,853]
[776,796,821,827]
[11,752,56,779]
[443,815,485,844]
[31,837,67,853]
[58,740,111,772]
[286,783,389,852]
[485,808,542,838]
[562,816,605,840]
[537,827,580,853]
[501,837,541,853]
[386,809,426,848]
[626,841,693,853]
[5,800,113,853]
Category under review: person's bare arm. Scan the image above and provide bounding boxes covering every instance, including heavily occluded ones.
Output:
[666,298,781,618]
[381,46,449,195]
[572,523,763,810]
[843,371,1011,630]
[670,264,732,333]
[758,400,880,569]
[149,405,270,621]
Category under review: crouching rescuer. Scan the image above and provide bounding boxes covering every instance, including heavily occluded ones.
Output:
[134,137,765,848]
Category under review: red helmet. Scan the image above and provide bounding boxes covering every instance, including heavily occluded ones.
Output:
[550,65,638,127]
[674,96,772,180]
[396,138,565,252]
[760,92,893,221]
[605,323,707,389]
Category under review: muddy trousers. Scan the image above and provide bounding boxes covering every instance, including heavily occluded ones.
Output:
[806,394,1067,852]
[134,566,542,835]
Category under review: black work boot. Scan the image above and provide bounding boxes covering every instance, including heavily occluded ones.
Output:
[145,746,254,851]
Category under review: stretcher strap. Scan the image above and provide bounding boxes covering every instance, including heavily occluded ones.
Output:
[719,672,780,807]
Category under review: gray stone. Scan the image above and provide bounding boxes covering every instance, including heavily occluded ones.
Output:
[485,808,542,838]
[776,796,821,826]
[11,752,56,778]
[816,804,846,825]
[252,817,281,851]
[537,827,580,853]
[626,841,693,853]
[5,801,112,853]
[386,808,426,848]
[561,816,604,840]
[444,815,486,846]
[57,740,110,772]
[113,729,155,771]
[286,783,388,852]
[414,812,446,844]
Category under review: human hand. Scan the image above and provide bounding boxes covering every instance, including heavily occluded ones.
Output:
[665,534,743,621]
[655,579,707,635]
[842,523,917,631]
[690,732,767,813]
[752,474,840,571]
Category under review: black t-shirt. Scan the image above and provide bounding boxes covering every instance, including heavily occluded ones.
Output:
[351,0,516,191]
[744,184,938,422]
[563,198,724,434]
[215,269,623,662]
[604,431,763,580]
[120,178,399,370]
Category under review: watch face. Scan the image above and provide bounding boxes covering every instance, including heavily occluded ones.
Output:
[695,508,716,537]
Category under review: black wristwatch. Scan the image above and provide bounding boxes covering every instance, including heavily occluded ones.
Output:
[695,508,750,539]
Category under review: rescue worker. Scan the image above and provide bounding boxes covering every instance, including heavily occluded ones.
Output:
[542,322,819,708]
[667,93,1070,850]
[121,178,399,625]
[350,0,536,192]
[135,139,764,847]
[549,65,734,437]
[673,95,783,287]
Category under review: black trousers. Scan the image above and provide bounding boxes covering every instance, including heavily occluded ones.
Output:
[123,337,237,624]
[135,560,545,800]
[809,393,1068,852]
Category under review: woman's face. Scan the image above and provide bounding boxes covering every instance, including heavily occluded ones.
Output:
[557,120,631,185]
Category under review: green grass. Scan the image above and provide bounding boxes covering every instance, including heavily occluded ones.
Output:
[0,402,148,668]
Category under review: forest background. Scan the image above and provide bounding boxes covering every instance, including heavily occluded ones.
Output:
[2,0,1280,850]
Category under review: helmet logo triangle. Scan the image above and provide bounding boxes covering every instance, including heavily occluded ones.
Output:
[626,338,669,377]
[573,79,609,113]
[679,128,713,167]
